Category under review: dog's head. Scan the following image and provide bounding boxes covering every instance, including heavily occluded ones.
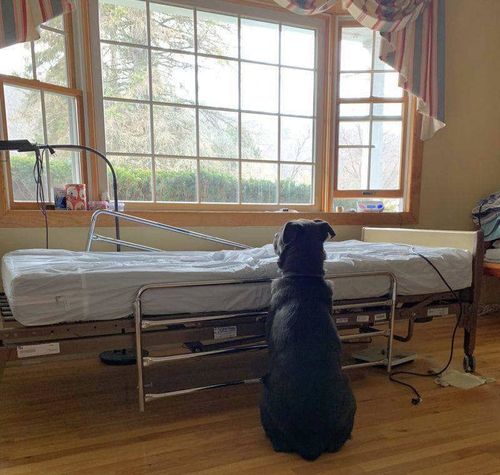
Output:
[273,219,335,274]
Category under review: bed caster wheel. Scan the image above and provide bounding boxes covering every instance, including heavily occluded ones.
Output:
[463,355,476,373]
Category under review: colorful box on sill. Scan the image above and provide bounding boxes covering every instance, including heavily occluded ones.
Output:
[53,187,66,210]
[65,184,87,210]
[87,200,109,211]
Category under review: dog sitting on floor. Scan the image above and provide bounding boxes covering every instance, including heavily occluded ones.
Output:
[260,219,356,461]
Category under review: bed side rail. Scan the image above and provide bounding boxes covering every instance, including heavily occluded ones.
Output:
[362,227,480,253]
[86,210,251,252]
[134,271,398,411]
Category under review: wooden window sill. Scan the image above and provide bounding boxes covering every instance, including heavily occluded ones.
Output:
[0,209,417,228]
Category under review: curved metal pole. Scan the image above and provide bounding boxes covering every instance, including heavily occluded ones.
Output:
[39,144,121,251]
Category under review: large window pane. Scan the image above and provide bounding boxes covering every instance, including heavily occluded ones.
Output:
[150,3,194,51]
[241,19,279,64]
[99,0,147,44]
[48,151,80,194]
[281,26,315,69]
[280,164,313,204]
[104,100,150,153]
[339,103,370,118]
[340,28,373,71]
[35,28,67,86]
[198,57,238,109]
[151,51,195,104]
[338,121,370,146]
[241,162,277,204]
[10,153,39,201]
[0,42,33,79]
[281,117,313,162]
[197,11,238,58]
[373,103,402,117]
[337,148,369,190]
[370,121,402,190]
[156,158,197,202]
[340,73,371,98]
[4,85,44,142]
[200,160,238,203]
[241,63,279,113]
[45,93,78,144]
[241,113,278,160]
[281,68,314,116]
[373,72,403,98]
[199,110,238,158]
[153,105,196,156]
[108,155,152,201]
[101,43,148,100]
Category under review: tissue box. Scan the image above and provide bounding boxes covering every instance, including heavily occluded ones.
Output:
[65,184,87,210]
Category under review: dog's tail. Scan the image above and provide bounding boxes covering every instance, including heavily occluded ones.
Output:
[294,436,325,462]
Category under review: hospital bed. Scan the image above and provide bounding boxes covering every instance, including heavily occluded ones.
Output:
[0,211,484,411]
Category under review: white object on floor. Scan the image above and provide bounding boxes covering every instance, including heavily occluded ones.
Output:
[352,346,417,367]
[2,240,472,326]
[435,370,496,389]
[485,248,500,262]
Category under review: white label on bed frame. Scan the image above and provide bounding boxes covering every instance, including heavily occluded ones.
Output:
[356,315,370,323]
[17,342,60,358]
[427,307,449,317]
[214,326,237,340]
[336,317,348,324]
[375,313,387,321]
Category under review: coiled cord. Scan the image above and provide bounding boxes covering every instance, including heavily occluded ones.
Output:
[389,249,463,405]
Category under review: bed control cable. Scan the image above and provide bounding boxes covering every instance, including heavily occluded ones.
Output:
[389,249,463,405]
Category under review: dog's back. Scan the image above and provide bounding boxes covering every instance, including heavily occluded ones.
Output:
[260,220,356,461]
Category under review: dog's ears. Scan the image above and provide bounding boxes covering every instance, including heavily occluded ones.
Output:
[282,221,299,245]
[314,220,336,241]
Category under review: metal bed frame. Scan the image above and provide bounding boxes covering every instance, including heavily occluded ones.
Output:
[133,272,397,412]
[0,211,484,412]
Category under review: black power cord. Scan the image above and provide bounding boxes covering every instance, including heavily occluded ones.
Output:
[33,146,49,249]
[389,249,463,405]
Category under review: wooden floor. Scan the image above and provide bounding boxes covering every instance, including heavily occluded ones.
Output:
[1,315,500,474]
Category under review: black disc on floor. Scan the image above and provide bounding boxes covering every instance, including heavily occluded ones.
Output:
[99,348,149,366]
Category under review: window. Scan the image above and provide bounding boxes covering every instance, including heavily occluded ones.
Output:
[0,15,83,205]
[333,24,409,212]
[96,0,324,208]
[0,3,421,223]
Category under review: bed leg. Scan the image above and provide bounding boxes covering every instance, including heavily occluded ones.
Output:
[0,358,5,384]
[463,326,477,373]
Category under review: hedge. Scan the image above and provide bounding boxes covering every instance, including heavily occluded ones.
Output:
[10,155,311,204]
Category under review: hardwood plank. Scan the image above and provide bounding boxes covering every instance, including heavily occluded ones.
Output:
[0,315,500,474]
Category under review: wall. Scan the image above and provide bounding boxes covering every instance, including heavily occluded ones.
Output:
[0,0,499,297]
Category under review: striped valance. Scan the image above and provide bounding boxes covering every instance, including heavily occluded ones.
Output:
[272,0,338,15]
[272,0,446,140]
[0,0,74,49]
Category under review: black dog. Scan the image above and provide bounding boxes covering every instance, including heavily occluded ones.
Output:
[260,219,356,461]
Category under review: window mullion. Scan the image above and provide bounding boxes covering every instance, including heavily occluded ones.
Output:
[277,23,282,205]
[237,17,242,205]
[145,0,156,203]
[39,90,52,198]
[194,8,201,205]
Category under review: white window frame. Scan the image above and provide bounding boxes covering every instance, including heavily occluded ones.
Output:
[88,0,328,211]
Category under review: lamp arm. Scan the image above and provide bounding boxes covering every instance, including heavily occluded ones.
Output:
[39,143,121,251]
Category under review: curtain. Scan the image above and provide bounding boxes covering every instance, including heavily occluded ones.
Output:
[344,0,445,139]
[273,0,445,140]
[0,0,73,49]
[273,0,337,15]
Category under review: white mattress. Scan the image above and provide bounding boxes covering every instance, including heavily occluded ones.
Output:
[1,241,472,326]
